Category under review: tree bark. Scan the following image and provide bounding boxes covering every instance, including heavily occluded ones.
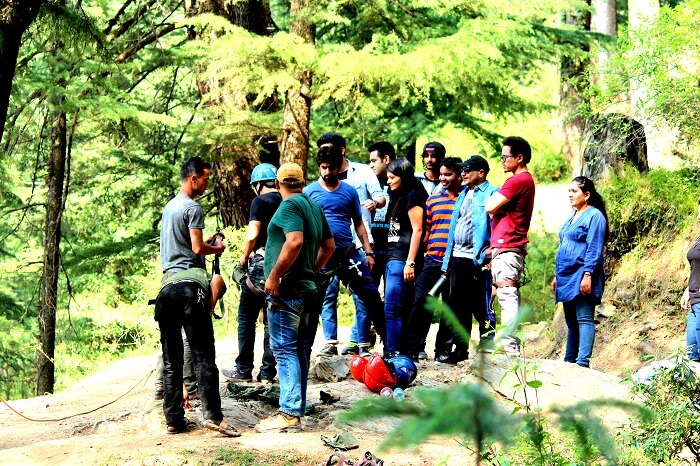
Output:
[279,0,315,174]
[560,3,591,175]
[590,0,617,92]
[186,0,278,228]
[0,0,44,144]
[36,105,67,395]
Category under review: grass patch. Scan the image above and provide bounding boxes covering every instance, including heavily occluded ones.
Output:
[180,446,314,466]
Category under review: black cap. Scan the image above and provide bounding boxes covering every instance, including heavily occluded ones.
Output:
[422,141,446,159]
[461,155,490,173]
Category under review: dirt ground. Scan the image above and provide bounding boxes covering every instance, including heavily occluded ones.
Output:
[0,332,469,466]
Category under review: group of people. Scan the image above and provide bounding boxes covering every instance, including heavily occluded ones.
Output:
[153,133,613,436]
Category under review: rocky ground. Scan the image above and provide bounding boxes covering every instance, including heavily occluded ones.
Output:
[0,327,635,466]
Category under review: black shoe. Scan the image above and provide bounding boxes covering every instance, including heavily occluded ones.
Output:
[341,343,359,355]
[317,343,338,356]
[435,353,452,364]
[450,351,469,364]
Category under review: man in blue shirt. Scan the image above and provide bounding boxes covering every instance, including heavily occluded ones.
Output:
[304,145,386,356]
[436,155,499,363]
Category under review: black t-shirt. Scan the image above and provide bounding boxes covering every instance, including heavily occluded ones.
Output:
[688,237,700,304]
[250,191,283,250]
[370,178,390,252]
[387,189,426,262]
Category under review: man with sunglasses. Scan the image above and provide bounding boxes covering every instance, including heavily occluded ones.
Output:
[485,137,536,357]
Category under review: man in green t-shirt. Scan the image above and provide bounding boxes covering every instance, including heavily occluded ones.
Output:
[255,163,335,433]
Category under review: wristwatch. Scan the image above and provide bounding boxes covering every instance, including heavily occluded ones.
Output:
[365,251,375,257]
[406,261,416,268]
[584,272,591,276]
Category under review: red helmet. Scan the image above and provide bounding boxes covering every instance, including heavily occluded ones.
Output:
[350,354,369,383]
[363,354,397,393]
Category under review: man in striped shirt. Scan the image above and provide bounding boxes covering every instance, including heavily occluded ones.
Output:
[406,157,464,361]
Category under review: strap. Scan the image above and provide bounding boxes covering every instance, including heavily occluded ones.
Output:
[493,280,518,288]
[246,276,265,296]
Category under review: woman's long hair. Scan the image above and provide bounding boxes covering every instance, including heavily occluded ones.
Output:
[573,176,609,241]
[387,158,427,220]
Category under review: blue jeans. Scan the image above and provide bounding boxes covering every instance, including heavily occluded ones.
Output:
[384,260,417,353]
[267,297,312,418]
[321,276,372,343]
[563,295,596,367]
[235,274,276,380]
[687,303,700,360]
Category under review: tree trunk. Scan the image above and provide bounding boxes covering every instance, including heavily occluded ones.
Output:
[560,3,591,175]
[36,106,67,395]
[279,0,315,174]
[590,0,617,105]
[186,0,278,228]
[0,1,44,144]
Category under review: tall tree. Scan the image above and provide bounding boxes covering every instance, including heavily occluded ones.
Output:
[0,0,44,143]
[279,0,314,171]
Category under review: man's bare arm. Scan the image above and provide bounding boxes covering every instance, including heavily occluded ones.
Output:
[485,192,510,215]
[265,231,303,296]
[315,237,336,273]
[190,228,225,256]
[239,220,262,266]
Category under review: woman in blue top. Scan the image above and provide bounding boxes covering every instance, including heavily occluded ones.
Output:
[384,158,427,355]
[550,176,608,368]
[680,199,700,362]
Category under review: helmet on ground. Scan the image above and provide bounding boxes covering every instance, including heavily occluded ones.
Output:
[251,163,277,183]
[363,354,397,393]
[350,354,369,383]
[388,355,417,389]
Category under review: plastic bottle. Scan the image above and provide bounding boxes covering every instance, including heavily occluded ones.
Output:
[380,386,394,398]
[393,387,405,402]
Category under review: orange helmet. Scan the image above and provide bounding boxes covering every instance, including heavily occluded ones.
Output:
[363,354,397,393]
[350,354,369,383]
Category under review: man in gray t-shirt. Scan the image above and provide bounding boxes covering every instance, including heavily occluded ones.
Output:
[154,156,239,437]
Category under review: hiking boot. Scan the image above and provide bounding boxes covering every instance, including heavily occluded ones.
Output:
[417,351,429,361]
[221,368,253,382]
[318,343,338,356]
[254,412,301,433]
[341,343,359,355]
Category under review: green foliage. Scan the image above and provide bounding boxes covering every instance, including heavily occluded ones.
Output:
[620,356,700,464]
[601,168,700,260]
[521,230,559,323]
[591,0,700,146]
[530,151,570,184]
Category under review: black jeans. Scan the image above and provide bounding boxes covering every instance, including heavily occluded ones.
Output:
[436,257,495,355]
[155,281,222,426]
[406,255,444,355]
[235,263,276,380]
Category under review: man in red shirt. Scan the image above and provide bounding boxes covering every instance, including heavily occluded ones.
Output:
[485,136,536,356]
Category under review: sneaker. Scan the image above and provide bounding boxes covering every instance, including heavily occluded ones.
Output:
[317,343,338,356]
[417,351,429,361]
[221,368,253,382]
[358,345,371,357]
[341,343,359,355]
[254,412,301,433]
[434,353,452,364]
[501,338,521,357]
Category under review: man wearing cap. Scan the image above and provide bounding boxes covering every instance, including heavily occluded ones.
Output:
[221,163,279,384]
[255,163,335,433]
[416,141,446,196]
[485,136,536,357]
[315,132,386,356]
[434,155,500,363]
